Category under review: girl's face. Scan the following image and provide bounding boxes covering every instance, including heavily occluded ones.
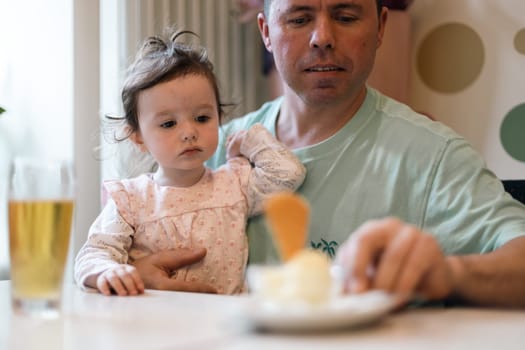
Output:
[132,74,219,185]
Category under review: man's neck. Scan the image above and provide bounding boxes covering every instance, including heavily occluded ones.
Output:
[276,87,368,149]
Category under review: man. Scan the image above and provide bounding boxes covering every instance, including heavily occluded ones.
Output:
[134,0,525,307]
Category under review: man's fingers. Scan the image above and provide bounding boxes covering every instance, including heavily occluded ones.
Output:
[393,233,436,295]
[396,234,452,300]
[151,248,207,271]
[131,249,213,292]
[346,218,404,293]
[373,224,418,291]
[158,280,218,294]
[337,240,370,293]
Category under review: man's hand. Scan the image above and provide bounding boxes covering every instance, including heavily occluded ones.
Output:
[335,217,454,301]
[130,248,218,294]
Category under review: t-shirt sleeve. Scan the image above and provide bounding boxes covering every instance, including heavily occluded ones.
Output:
[423,138,525,254]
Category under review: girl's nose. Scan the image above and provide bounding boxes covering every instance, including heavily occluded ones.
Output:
[180,124,198,142]
[183,134,197,141]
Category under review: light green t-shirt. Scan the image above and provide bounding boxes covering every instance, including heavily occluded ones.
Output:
[208,88,525,264]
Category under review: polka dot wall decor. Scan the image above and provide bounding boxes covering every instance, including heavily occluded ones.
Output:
[501,103,525,162]
[417,22,484,94]
[515,28,525,55]
[409,0,525,175]
[501,26,525,163]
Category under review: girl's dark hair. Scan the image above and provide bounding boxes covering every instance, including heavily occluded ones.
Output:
[112,28,224,140]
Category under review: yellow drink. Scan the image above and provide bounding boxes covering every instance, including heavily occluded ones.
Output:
[8,199,74,300]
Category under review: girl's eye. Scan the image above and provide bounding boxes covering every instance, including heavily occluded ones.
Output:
[196,115,210,123]
[160,120,176,128]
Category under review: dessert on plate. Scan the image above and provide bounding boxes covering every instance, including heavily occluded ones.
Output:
[242,192,397,332]
[249,192,339,306]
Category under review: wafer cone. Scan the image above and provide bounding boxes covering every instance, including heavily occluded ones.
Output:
[264,192,309,262]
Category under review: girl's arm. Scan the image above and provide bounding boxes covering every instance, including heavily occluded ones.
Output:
[232,123,306,215]
[74,198,139,294]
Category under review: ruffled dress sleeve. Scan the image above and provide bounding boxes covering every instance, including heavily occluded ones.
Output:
[73,180,135,290]
[236,123,306,216]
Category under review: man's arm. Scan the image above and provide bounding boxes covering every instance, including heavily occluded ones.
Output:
[447,236,525,307]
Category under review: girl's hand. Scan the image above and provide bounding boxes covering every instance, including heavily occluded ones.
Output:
[96,264,145,296]
[226,130,247,159]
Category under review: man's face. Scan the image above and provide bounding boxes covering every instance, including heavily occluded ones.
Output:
[258,0,387,106]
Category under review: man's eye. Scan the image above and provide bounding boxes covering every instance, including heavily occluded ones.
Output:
[160,121,175,128]
[288,16,310,26]
[335,14,358,23]
[196,115,210,123]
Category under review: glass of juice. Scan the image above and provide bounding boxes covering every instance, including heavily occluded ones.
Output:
[8,157,75,318]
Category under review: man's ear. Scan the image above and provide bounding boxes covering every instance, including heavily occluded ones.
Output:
[257,13,272,52]
[376,7,388,49]
[129,129,148,153]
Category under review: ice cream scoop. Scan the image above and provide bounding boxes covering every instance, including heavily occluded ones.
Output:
[248,249,339,306]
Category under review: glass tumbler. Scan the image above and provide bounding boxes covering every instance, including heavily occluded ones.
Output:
[8,157,75,318]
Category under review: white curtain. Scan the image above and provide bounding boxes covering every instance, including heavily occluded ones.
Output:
[0,0,101,279]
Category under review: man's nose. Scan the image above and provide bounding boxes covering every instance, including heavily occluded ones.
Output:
[310,16,335,49]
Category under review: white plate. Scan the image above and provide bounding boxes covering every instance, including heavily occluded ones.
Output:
[239,291,398,333]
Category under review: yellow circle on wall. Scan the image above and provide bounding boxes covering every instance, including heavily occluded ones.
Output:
[515,28,525,55]
[417,22,485,93]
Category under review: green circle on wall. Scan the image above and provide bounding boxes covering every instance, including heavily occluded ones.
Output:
[500,103,525,162]
[417,22,485,93]
[515,28,525,55]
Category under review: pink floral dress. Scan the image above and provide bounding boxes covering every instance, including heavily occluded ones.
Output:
[74,124,305,294]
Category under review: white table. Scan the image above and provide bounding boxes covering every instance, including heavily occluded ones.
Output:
[1,280,525,350]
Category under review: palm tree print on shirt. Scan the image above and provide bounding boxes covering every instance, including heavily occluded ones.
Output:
[310,239,338,258]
